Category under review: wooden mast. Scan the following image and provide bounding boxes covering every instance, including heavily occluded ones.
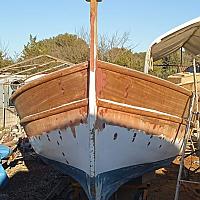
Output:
[88,0,99,120]
[88,0,98,72]
[86,0,101,199]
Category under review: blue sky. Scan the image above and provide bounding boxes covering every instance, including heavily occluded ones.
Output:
[0,0,199,57]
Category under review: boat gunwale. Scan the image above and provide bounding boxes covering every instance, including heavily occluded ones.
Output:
[11,62,88,100]
[11,59,191,103]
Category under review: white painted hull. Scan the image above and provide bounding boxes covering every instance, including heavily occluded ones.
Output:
[30,122,182,177]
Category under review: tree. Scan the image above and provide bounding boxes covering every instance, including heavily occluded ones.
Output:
[21,33,89,64]
[0,50,13,68]
[104,47,145,72]
[21,31,147,72]
[21,35,47,59]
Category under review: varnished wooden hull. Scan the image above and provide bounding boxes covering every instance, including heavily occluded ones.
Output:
[11,60,191,200]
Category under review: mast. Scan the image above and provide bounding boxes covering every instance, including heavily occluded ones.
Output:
[87,0,99,120]
[86,1,101,199]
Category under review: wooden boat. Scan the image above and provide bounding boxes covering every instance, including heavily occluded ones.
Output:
[11,1,192,200]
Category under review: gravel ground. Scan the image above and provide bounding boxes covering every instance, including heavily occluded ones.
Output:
[1,152,64,200]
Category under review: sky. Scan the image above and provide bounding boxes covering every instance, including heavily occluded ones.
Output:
[0,0,199,58]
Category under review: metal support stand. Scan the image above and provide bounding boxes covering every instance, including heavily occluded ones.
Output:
[174,93,195,200]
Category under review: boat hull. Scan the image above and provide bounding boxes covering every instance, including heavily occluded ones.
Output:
[30,123,180,200]
[11,60,192,200]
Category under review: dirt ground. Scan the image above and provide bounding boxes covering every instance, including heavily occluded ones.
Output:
[0,148,200,200]
[148,156,200,200]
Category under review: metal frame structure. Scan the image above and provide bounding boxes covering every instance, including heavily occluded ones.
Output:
[174,59,200,200]
[0,54,73,79]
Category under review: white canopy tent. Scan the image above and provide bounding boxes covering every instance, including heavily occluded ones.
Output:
[144,17,200,171]
[144,16,200,73]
